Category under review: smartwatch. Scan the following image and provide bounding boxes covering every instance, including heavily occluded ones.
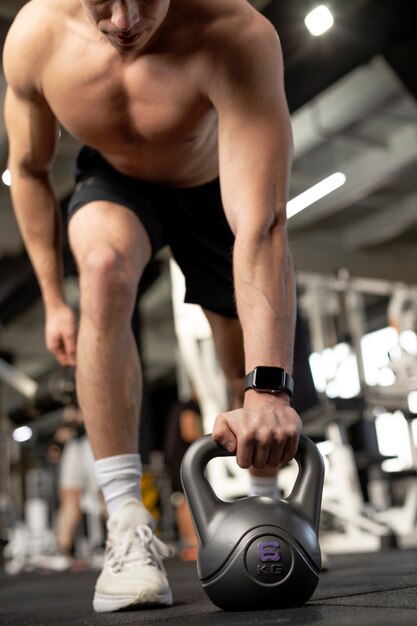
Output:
[244,366,294,398]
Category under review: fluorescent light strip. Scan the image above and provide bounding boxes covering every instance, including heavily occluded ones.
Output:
[287,172,346,219]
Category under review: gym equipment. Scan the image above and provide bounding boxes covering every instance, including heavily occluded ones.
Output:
[298,271,417,550]
[181,433,325,611]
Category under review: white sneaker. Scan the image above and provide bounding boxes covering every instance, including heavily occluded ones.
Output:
[93,499,173,612]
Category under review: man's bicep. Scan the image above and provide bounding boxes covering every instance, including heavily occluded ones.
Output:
[5,87,57,175]
[217,95,292,236]
[210,28,293,233]
[3,8,57,175]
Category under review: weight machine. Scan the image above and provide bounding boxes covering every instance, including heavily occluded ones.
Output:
[298,271,417,550]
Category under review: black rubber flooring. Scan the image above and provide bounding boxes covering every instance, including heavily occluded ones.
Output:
[1,548,416,626]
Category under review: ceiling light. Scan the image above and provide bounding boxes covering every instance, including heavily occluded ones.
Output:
[287,172,346,218]
[12,426,33,443]
[2,169,11,186]
[305,5,334,36]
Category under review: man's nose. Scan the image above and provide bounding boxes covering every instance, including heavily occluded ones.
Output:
[111,1,140,32]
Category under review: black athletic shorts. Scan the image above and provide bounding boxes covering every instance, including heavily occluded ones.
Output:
[67,147,237,317]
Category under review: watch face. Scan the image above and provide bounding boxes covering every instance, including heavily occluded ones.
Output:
[254,367,284,391]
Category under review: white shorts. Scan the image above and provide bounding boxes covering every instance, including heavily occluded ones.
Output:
[59,436,99,494]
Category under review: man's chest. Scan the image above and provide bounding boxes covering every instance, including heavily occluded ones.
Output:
[42,46,213,149]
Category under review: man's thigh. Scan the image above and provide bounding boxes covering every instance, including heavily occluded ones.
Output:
[67,147,166,277]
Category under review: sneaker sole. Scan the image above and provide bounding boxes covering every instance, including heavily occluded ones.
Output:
[93,589,173,613]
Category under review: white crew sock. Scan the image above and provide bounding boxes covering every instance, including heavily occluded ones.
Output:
[94,453,142,517]
[248,474,282,499]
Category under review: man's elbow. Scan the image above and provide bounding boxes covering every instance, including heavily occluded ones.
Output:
[235,222,290,266]
[269,204,289,233]
[9,156,50,181]
[236,204,288,242]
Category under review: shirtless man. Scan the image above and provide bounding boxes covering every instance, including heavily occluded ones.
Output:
[4,0,301,612]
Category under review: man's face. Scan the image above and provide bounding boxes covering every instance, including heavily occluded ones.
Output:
[82,0,170,52]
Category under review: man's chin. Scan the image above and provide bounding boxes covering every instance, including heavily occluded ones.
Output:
[106,31,150,53]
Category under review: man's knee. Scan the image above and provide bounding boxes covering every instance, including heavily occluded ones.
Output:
[79,246,139,318]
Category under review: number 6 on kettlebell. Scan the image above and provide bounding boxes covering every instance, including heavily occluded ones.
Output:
[180,433,325,611]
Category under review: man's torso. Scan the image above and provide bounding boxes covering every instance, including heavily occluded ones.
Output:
[25,0,257,187]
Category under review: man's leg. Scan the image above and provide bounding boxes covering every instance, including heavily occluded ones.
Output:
[203,309,279,488]
[56,488,83,554]
[69,201,150,460]
[55,435,86,560]
[68,201,172,612]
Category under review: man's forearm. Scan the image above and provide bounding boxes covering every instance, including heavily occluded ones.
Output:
[11,171,65,307]
[233,223,296,374]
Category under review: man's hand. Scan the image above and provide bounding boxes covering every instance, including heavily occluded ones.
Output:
[212,392,302,469]
[45,302,77,366]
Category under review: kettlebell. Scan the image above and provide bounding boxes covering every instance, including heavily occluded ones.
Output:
[180,433,325,611]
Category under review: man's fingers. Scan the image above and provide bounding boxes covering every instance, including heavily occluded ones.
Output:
[212,414,237,453]
[212,415,253,465]
[44,304,77,366]
[64,332,77,365]
[266,438,285,467]
[280,432,300,467]
[47,332,76,366]
[251,444,270,469]
[212,409,302,470]
[54,343,69,366]
[235,430,256,468]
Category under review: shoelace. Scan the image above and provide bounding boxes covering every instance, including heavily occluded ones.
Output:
[107,524,172,573]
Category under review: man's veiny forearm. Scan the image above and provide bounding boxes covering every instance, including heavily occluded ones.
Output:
[233,224,296,374]
[11,172,65,307]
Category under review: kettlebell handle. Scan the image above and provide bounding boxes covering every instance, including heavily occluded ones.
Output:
[181,433,324,543]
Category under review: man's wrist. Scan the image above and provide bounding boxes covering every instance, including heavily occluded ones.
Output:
[43,290,67,310]
[244,388,291,406]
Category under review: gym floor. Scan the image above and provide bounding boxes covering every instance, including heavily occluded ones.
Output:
[1,548,416,626]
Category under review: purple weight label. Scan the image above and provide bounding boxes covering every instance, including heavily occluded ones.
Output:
[257,541,281,562]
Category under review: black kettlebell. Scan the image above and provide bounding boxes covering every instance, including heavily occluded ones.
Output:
[180,433,325,611]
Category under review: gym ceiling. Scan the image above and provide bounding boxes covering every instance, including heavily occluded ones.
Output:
[0,0,416,382]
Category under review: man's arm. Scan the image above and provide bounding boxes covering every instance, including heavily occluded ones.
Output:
[3,23,76,365]
[208,14,301,468]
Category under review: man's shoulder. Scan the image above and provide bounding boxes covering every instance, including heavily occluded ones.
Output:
[200,0,278,62]
[3,0,72,94]
[193,1,284,109]
[6,0,54,46]
[196,0,279,85]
